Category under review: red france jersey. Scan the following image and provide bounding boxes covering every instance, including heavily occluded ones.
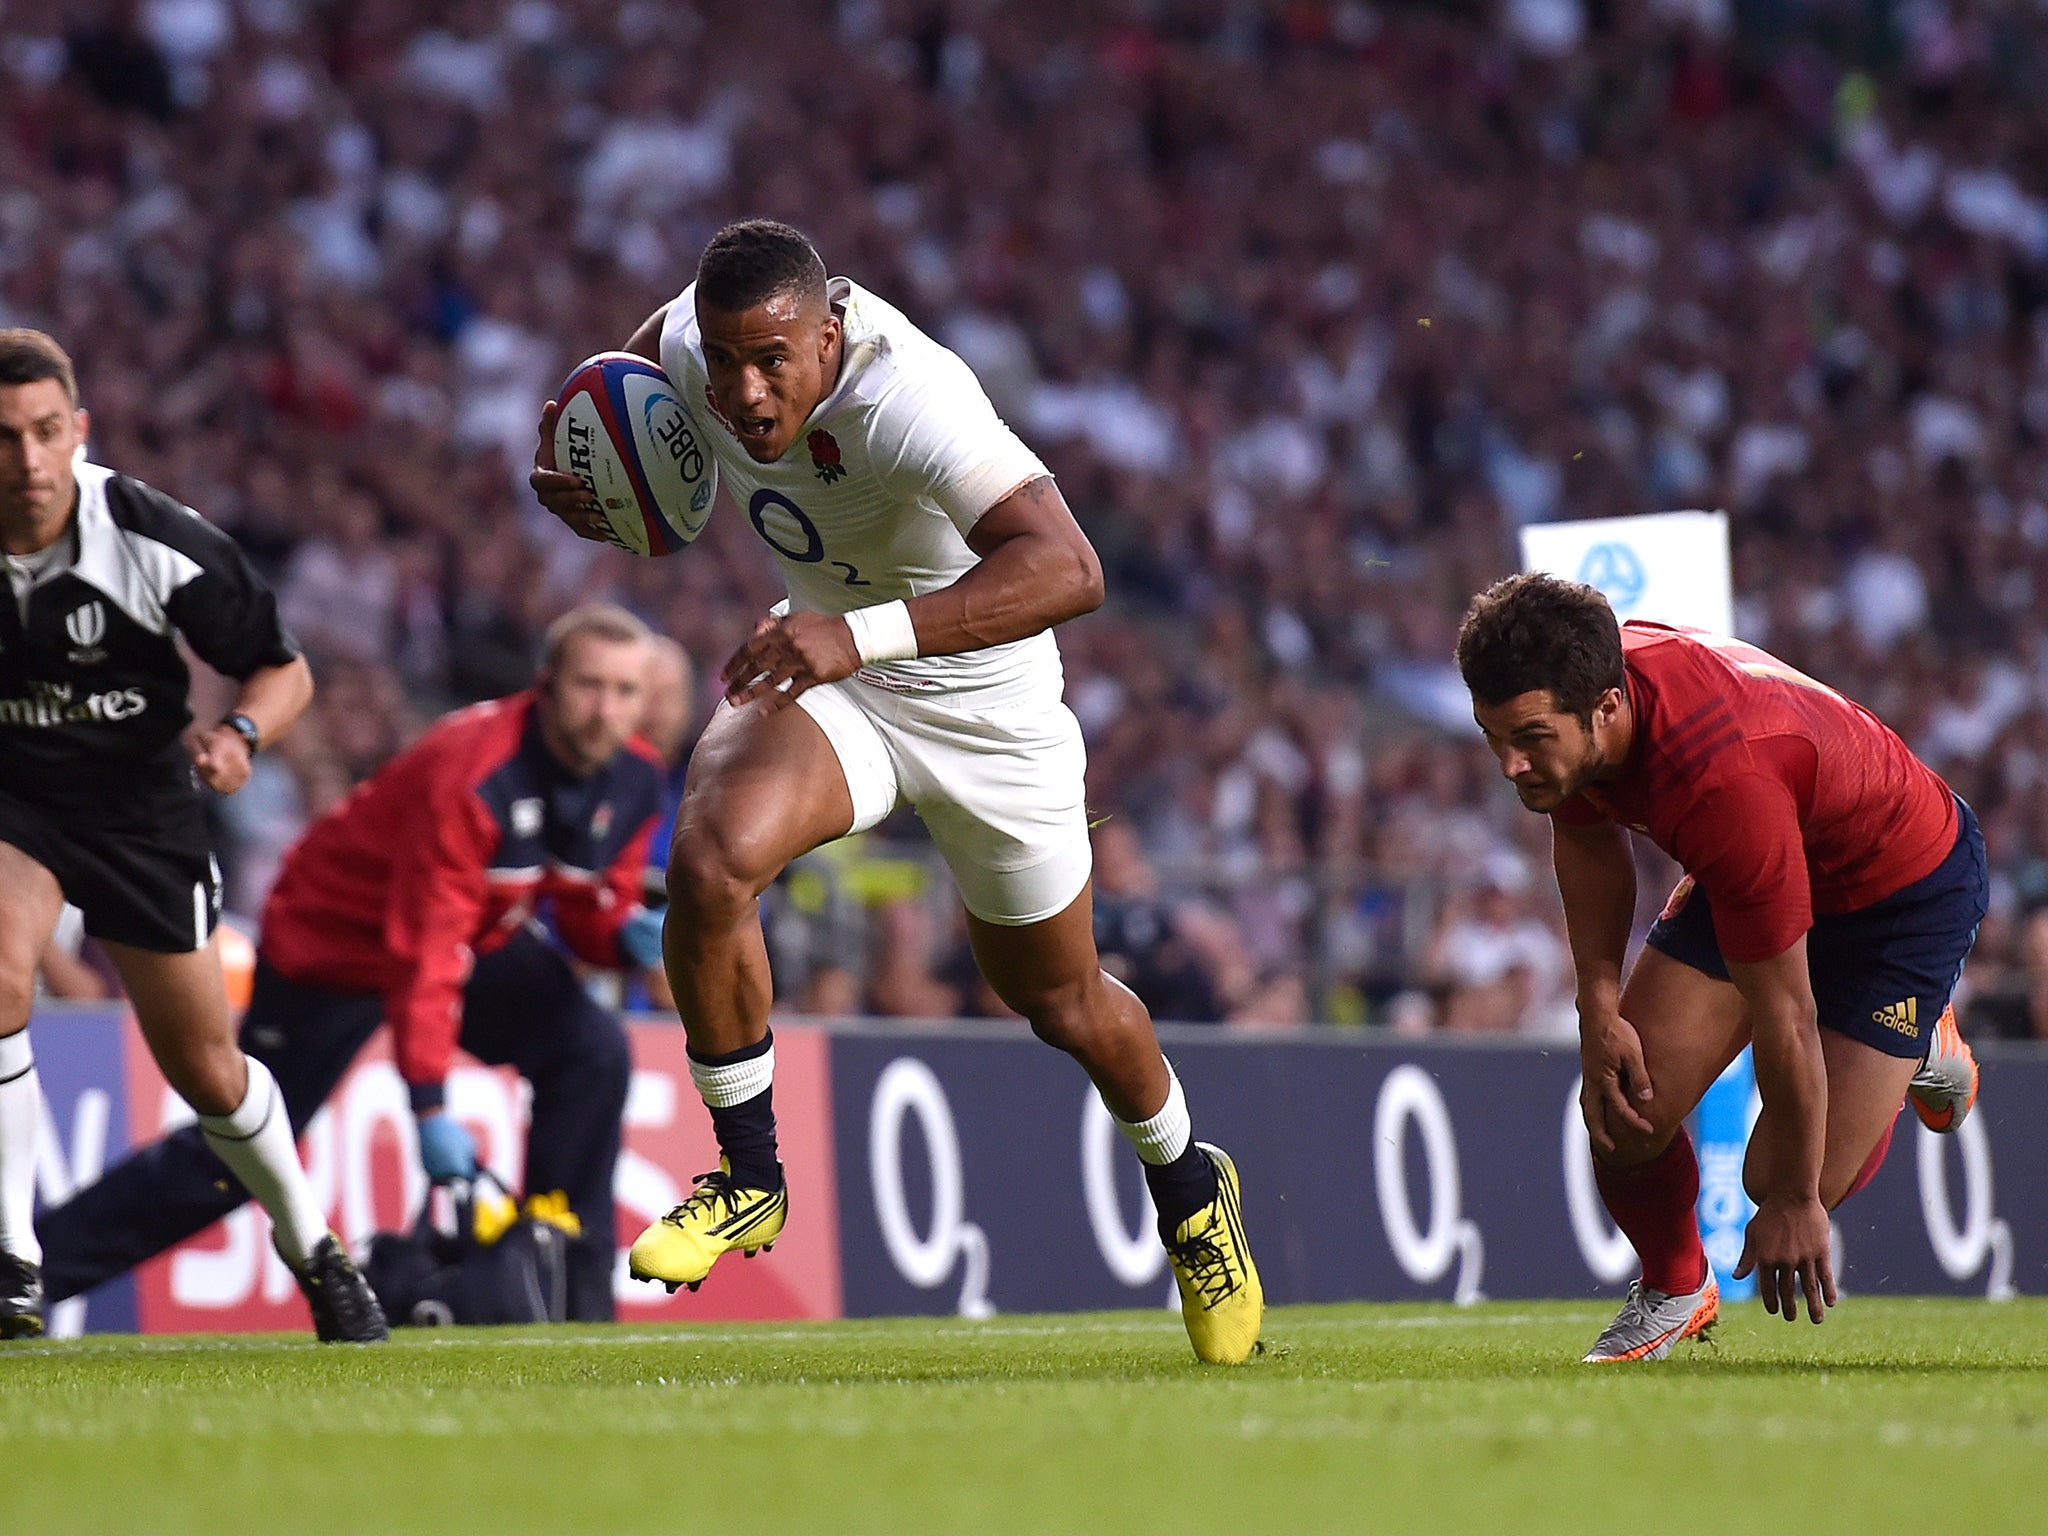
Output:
[1552,623,1957,963]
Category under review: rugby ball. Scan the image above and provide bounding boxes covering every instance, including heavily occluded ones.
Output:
[552,352,717,556]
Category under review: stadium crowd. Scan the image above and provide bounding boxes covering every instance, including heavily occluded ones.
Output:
[7,0,2048,1037]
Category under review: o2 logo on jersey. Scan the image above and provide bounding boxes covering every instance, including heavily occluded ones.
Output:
[64,600,108,665]
[747,489,869,587]
[1576,542,1647,615]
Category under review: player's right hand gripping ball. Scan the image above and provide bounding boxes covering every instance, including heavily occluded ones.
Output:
[553,353,719,557]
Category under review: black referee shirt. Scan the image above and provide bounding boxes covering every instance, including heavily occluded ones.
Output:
[0,463,299,824]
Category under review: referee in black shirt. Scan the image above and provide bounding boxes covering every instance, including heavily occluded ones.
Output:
[0,329,383,1342]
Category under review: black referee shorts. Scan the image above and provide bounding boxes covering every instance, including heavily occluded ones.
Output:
[0,781,221,954]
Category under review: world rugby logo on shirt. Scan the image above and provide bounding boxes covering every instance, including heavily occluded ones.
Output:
[510,796,544,838]
[64,600,107,664]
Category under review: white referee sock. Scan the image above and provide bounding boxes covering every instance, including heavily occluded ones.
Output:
[198,1056,327,1270]
[0,1031,42,1265]
[1113,1060,1193,1166]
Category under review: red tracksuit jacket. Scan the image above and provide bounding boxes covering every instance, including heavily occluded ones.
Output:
[260,691,666,1090]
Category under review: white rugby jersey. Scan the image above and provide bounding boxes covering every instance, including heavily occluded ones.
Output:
[660,277,1059,699]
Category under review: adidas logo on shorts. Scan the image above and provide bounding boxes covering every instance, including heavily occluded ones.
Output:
[1872,997,1920,1038]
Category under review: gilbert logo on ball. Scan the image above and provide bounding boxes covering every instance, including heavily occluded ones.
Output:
[553,353,718,557]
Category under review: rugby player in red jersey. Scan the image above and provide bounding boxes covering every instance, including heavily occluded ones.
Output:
[1456,574,1984,1361]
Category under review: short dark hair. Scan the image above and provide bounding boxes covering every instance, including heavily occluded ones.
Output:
[1455,572,1625,723]
[0,329,78,407]
[695,219,828,314]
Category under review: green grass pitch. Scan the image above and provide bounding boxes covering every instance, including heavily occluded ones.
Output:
[5,1299,2045,1535]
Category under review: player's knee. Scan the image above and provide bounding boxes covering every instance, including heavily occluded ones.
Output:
[176,1044,250,1119]
[1594,1122,1676,1170]
[0,966,34,1033]
[666,822,772,927]
[1015,976,1100,1053]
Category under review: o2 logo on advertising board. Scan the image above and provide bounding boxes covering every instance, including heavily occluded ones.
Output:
[1917,1118,2016,1301]
[868,1057,993,1317]
[1374,1065,1486,1303]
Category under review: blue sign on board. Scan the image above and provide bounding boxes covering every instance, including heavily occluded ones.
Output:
[1576,540,1648,612]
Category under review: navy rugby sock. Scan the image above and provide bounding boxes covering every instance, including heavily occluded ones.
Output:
[1146,1144,1220,1238]
[688,1032,783,1191]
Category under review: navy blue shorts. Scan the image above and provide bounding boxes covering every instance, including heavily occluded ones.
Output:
[1644,797,1987,1059]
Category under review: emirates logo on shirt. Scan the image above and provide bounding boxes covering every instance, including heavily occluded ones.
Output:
[64,600,107,664]
[808,429,847,483]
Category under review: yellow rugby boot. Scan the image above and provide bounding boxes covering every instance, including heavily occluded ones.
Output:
[1164,1143,1263,1365]
[628,1160,787,1293]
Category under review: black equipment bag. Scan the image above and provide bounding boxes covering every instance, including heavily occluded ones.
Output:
[362,1171,570,1327]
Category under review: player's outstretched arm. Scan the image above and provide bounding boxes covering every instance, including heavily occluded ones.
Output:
[721,475,1103,707]
[1729,942,1834,1324]
[1552,817,1652,1152]
[923,474,1105,649]
[530,304,674,542]
[189,654,313,795]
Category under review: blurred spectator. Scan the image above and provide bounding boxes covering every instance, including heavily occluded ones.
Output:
[867,899,961,1020]
[10,0,2048,1026]
[1422,853,1572,1036]
[1092,822,1228,1024]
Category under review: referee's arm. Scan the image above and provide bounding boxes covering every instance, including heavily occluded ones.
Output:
[190,655,313,795]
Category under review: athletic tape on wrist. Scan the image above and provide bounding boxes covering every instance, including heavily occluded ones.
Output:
[844,600,919,665]
[690,1041,776,1109]
[1114,1060,1192,1166]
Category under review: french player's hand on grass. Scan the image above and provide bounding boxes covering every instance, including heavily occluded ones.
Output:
[530,400,609,543]
[1577,1008,1656,1156]
[188,724,253,795]
[1736,1193,1835,1324]
[721,611,862,708]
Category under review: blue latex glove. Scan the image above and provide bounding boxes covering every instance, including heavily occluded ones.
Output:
[416,1112,478,1183]
[619,905,667,969]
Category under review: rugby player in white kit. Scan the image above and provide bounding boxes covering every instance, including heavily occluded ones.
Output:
[533,220,1260,1363]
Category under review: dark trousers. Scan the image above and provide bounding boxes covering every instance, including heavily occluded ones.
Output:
[38,929,632,1321]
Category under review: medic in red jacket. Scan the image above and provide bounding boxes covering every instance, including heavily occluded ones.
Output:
[262,676,665,1109]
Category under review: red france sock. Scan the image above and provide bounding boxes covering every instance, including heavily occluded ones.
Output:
[1839,1108,1899,1206]
[1594,1126,1708,1296]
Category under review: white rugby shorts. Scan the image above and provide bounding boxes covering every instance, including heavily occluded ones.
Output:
[796,671,1093,926]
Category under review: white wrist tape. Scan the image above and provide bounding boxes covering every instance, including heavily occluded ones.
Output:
[844,600,919,665]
